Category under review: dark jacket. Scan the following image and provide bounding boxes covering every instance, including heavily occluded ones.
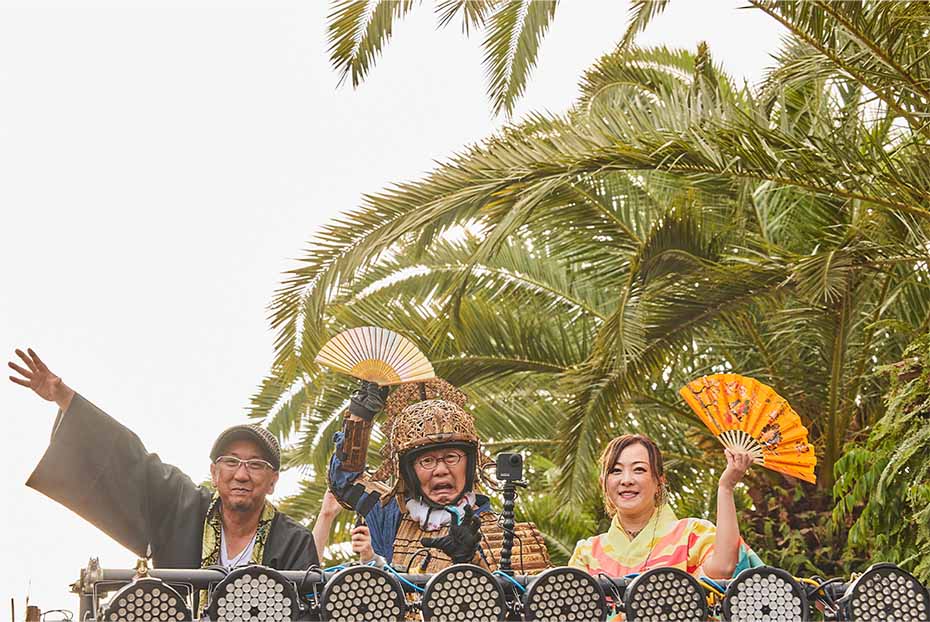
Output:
[27,394,317,570]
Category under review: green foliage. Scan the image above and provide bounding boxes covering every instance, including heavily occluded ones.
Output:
[741,479,854,577]
[482,1,558,116]
[834,333,930,581]
[277,475,363,565]
[263,1,930,573]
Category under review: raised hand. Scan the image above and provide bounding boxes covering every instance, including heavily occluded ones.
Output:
[319,489,344,520]
[8,348,74,410]
[719,448,754,491]
[347,380,390,421]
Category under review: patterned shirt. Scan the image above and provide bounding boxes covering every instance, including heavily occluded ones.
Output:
[568,505,762,578]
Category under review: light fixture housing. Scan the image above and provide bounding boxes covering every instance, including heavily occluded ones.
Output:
[523,566,608,621]
[207,565,300,622]
[320,565,406,622]
[102,577,191,621]
[421,564,507,622]
[839,562,929,622]
[623,566,708,622]
[722,566,808,622]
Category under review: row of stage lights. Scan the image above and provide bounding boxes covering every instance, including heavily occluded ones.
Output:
[97,562,929,621]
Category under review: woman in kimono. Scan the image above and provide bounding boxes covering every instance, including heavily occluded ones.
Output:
[569,434,762,578]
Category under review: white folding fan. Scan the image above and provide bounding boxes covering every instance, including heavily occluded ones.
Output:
[315,326,436,386]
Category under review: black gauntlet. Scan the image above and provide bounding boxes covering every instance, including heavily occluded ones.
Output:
[348,380,390,421]
[420,506,482,564]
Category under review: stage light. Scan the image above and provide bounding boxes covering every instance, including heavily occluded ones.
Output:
[524,566,608,621]
[623,567,708,622]
[320,565,406,622]
[421,564,506,622]
[839,563,929,622]
[722,566,807,622]
[102,577,191,621]
[207,565,299,622]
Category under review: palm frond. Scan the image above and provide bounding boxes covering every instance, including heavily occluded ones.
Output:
[263,12,930,573]
[481,0,559,116]
[327,0,417,88]
[436,0,497,34]
[618,0,672,49]
[749,0,930,140]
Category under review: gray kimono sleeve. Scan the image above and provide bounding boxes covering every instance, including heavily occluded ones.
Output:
[26,393,207,563]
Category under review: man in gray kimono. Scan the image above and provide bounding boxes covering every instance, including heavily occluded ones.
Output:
[9,348,318,571]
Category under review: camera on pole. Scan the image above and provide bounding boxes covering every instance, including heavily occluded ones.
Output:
[494,452,527,576]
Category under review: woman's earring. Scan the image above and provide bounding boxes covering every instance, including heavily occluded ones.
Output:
[655,482,668,506]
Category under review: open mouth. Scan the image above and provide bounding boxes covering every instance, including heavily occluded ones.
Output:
[431,482,454,494]
[618,491,639,500]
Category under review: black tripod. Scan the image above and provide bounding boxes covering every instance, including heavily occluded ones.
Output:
[497,472,529,622]
[497,478,527,575]
[495,452,527,577]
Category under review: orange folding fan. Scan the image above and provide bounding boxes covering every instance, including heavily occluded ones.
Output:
[679,374,817,484]
[315,326,436,386]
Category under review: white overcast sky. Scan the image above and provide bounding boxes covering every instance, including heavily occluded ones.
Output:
[0,1,785,617]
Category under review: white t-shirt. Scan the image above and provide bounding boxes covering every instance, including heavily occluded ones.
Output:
[219,527,257,569]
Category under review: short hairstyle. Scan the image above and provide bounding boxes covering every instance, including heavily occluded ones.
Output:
[598,434,665,516]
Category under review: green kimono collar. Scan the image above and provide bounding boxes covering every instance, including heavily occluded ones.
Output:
[197,494,277,615]
[200,493,277,568]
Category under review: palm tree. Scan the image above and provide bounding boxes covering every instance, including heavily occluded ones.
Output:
[833,335,930,582]
[327,0,561,116]
[258,2,930,572]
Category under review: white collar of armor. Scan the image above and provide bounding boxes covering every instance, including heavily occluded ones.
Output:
[406,492,477,531]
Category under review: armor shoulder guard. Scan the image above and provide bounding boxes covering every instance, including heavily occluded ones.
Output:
[478,514,551,575]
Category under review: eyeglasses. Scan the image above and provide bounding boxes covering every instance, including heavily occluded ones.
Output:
[415,451,465,471]
[215,455,276,473]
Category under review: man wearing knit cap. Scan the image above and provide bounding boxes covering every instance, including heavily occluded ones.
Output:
[9,348,318,572]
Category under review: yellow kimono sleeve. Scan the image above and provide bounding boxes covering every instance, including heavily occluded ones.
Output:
[686,519,718,573]
[568,536,596,571]
[686,518,764,577]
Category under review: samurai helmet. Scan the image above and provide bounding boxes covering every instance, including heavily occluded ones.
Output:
[373,379,492,510]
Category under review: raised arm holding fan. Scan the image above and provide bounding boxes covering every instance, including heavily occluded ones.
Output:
[314,327,551,573]
[571,373,815,582]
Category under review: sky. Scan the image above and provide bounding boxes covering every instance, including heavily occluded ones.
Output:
[0,1,785,618]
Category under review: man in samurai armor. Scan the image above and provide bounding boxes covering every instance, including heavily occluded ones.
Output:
[328,378,550,573]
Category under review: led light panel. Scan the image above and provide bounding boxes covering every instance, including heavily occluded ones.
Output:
[524,566,607,622]
[102,577,191,621]
[421,564,506,622]
[207,565,299,622]
[722,566,807,622]
[841,563,929,622]
[320,566,406,622]
[623,567,708,622]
